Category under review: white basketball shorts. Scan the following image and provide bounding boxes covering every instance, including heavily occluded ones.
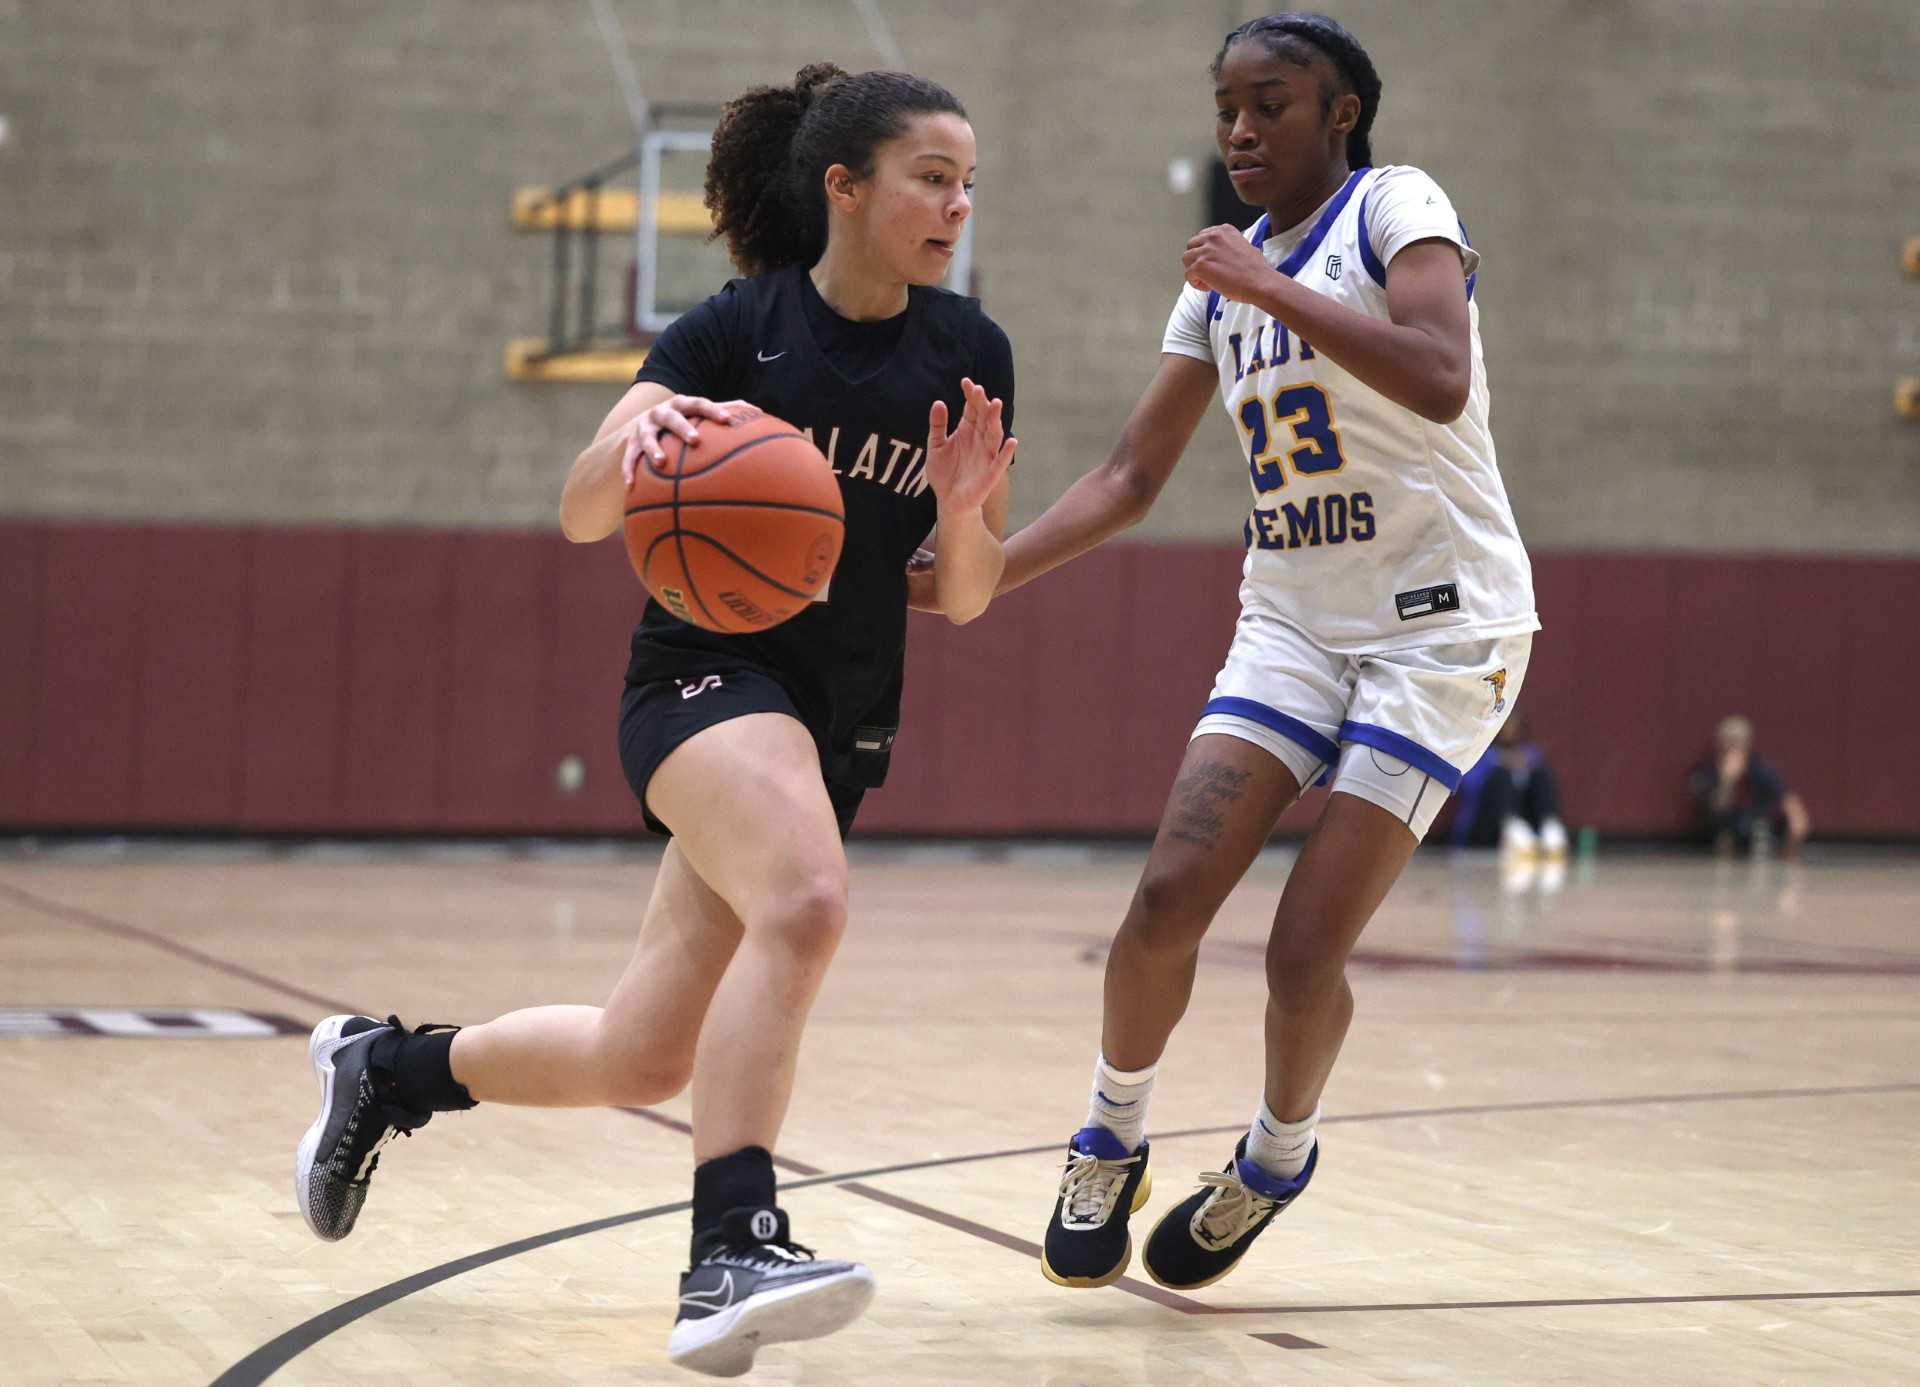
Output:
[1191,597,1532,841]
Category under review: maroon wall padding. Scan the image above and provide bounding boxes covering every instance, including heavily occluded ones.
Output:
[1517,551,1912,838]
[238,529,352,829]
[863,541,1244,834]
[135,527,251,824]
[540,532,655,831]
[440,531,552,833]
[0,519,1912,838]
[1844,560,1920,830]
[29,525,146,824]
[0,524,45,822]
[340,530,455,828]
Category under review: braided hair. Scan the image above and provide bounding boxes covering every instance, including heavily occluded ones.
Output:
[704,62,968,276]
[1211,12,1382,168]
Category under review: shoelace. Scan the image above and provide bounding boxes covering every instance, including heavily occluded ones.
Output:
[348,1127,402,1185]
[330,1042,430,1185]
[1057,1148,1140,1225]
[1192,1169,1279,1248]
[329,1077,423,1182]
[722,1238,818,1272]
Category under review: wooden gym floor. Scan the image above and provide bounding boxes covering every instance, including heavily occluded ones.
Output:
[3,839,1917,1385]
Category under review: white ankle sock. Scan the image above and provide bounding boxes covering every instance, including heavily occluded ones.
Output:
[1085,1054,1156,1151]
[1245,1098,1318,1180]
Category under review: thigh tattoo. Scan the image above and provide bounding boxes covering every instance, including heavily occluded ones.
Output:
[1167,761,1254,848]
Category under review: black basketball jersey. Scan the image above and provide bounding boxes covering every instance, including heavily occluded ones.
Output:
[627,263,1015,786]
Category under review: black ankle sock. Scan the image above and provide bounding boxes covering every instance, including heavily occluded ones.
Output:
[692,1146,777,1252]
[375,1025,476,1114]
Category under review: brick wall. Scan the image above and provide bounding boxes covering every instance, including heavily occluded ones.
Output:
[4,1,1918,548]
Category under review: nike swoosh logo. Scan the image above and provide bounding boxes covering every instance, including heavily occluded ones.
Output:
[679,1270,735,1308]
[757,349,785,362]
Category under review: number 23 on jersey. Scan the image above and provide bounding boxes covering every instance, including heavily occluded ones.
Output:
[1238,383,1348,493]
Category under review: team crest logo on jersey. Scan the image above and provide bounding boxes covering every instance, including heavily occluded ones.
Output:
[1483,669,1509,717]
[1325,254,1343,280]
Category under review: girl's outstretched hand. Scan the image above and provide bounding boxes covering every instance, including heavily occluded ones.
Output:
[924,377,1016,514]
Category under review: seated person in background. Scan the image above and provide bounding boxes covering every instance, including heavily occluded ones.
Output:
[1689,715,1810,858]
[1452,709,1568,856]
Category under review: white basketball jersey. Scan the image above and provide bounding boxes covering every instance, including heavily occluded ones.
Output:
[1164,164,1538,654]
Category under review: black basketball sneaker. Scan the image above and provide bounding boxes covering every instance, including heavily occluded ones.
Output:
[668,1205,875,1377]
[1041,1126,1152,1288]
[294,1014,434,1242]
[1142,1136,1318,1290]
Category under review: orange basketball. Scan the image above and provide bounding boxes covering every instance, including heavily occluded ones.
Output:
[623,412,844,634]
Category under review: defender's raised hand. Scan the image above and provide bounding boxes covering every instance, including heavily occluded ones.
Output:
[925,376,1017,514]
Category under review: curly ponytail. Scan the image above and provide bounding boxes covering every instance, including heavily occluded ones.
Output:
[704,62,967,277]
[1212,12,1383,169]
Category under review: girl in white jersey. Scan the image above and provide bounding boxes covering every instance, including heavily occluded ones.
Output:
[915,11,1538,1291]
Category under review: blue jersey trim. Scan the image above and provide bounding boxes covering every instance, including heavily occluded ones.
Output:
[1448,747,1497,845]
[1355,182,1477,301]
[1274,167,1368,279]
[1201,697,1338,782]
[1204,170,1367,333]
[1338,720,1463,789]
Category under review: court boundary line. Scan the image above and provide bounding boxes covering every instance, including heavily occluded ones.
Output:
[14,876,1913,1378]
[210,1079,1920,1384]
[0,879,361,1014]
[1206,1287,1920,1316]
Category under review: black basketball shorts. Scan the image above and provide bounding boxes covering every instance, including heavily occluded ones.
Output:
[617,668,866,840]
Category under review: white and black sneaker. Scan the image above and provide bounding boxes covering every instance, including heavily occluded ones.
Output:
[293,1014,433,1242]
[668,1205,875,1378]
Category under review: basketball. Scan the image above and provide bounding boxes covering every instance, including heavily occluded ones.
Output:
[623,412,845,634]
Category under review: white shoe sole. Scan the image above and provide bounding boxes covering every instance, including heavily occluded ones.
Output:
[668,1264,875,1378]
[293,1014,360,1240]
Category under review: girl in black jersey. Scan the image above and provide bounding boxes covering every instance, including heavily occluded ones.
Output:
[291,63,1015,1377]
